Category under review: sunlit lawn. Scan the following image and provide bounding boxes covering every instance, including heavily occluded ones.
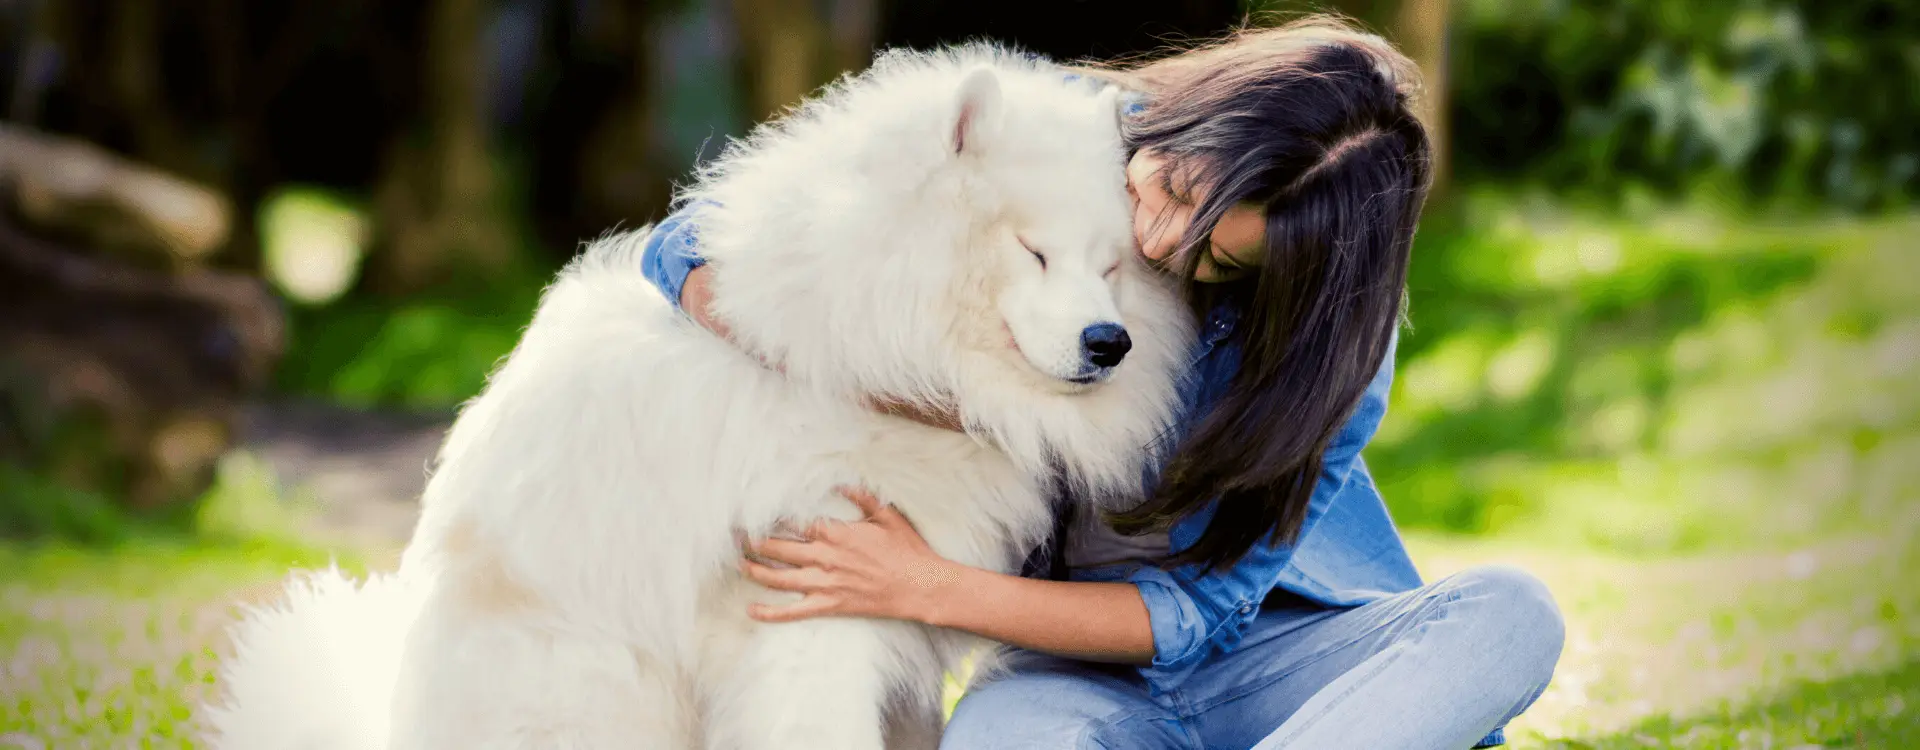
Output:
[0,539,388,749]
[1418,530,1920,748]
[1,527,1914,749]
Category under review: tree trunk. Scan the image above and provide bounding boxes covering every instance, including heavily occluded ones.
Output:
[729,0,831,122]
[363,0,509,296]
[37,0,189,179]
[575,0,674,234]
[827,0,881,76]
[201,0,267,274]
[1390,0,1450,200]
[103,0,194,177]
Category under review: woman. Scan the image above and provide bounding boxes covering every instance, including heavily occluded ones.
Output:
[639,17,1564,749]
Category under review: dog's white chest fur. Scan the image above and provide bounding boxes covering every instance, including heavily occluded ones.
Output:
[379,279,1049,749]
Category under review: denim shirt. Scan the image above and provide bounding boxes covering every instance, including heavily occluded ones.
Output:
[1111,306,1425,689]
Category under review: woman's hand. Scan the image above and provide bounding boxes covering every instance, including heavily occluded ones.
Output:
[683,267,966,432]
[742,489,1158,665]
[740,486,964,625]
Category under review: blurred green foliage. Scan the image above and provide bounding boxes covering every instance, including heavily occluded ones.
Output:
[1371,195,1918,551]
[1,448,326,553]
[273,277,548,411]
[0,466,134,546]
[1452,0,1918,210]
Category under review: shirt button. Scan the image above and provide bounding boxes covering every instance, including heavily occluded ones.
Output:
[1239,604,1254,614]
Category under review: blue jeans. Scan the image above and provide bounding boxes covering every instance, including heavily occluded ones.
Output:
[941,565,1565,749]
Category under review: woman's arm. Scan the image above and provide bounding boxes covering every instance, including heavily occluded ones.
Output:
[655,227,964,429]
[743,487,1156,665]
[928,565,1156,665]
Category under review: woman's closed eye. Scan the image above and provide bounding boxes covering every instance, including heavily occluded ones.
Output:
[1205,246,1253,280]
[1159,169,1187,206]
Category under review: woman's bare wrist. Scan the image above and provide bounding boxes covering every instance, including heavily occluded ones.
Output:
[914,560,987,629]
[681,266,732,339]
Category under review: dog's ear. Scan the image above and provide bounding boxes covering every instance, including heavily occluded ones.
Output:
[951,66,1003,156]
[1095,84,1125,134]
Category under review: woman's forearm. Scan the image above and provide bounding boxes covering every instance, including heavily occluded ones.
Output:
[920,563,1156,665]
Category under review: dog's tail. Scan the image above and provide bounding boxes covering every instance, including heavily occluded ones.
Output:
[202,565,425,750]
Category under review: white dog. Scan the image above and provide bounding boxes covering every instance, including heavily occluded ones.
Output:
[206,44,1194,750]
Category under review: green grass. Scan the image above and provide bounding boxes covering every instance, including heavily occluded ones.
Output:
[1412,528,1920,748]
[1558,664,1919,749]
[0,539,384,748]
[268,217,559,413]
[0,453,381,748]
[1371,202,1920,554]
[2,528,1914,747]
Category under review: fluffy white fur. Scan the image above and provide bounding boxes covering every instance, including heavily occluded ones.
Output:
[205,44,1194,750]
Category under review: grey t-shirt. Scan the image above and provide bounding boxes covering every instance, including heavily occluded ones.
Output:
[1062,507,1170,570]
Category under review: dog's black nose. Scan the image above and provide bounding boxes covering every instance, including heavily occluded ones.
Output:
[1081,323,1132,369]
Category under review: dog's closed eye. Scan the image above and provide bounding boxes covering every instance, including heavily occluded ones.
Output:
[1019,238,1046,270]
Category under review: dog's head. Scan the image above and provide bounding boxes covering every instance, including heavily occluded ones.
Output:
[936,68,1140,390]
[692,46,1193,494]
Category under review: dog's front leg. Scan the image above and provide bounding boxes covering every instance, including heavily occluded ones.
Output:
[388,585,694,750]
[881,688,944,750]
[702,617,901,750]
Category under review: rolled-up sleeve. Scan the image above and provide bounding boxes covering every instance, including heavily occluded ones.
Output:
[1129,333,1399,692]
[637,203,713,310]
[1131,566,1215,671]
[1128,542,1280,691]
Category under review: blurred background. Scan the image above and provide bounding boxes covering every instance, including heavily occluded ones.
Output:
[0,0,1914,747]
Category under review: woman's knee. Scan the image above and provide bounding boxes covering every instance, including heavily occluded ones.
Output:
[1444,565,1566,684]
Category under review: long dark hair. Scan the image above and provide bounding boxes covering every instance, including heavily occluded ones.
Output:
[1074,17,1435,572]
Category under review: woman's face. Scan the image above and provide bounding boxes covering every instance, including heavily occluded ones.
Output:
[1126,149,1267,283]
